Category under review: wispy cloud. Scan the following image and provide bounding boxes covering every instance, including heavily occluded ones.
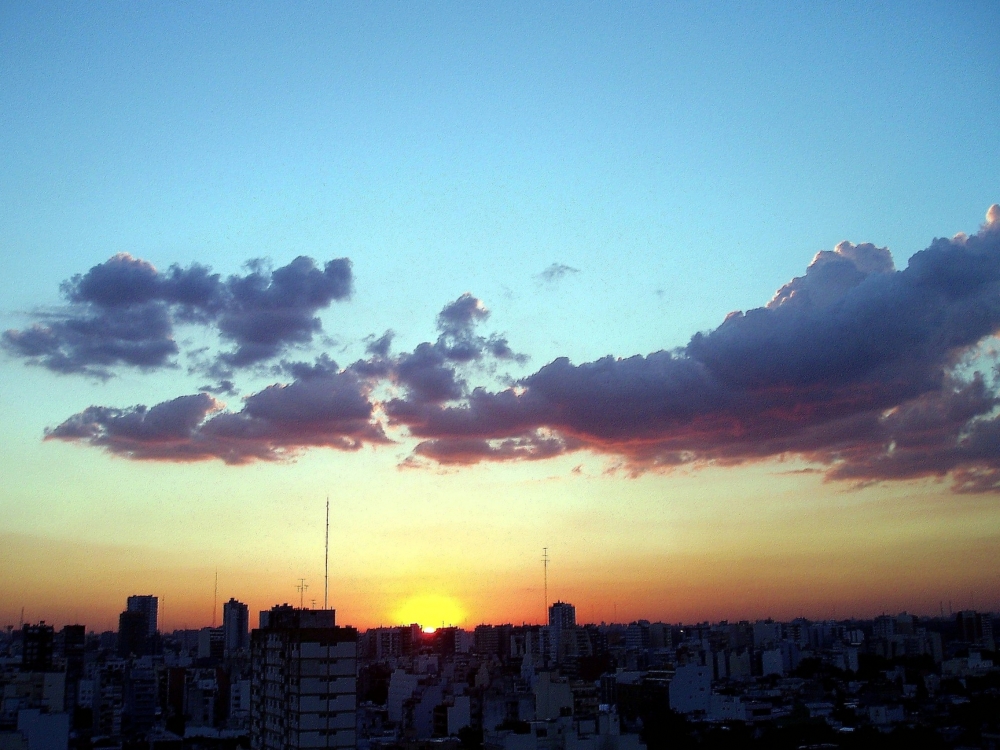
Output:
[535,263,580,284]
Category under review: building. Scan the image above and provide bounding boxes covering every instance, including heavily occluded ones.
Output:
[548,602,576,630]
[118,611,149,658]
[127,596,159,635]
[60,625,86,711]
[669,664,711,715]
[250,606,357,750]
[956,611,996,651]
[21,624,55,672]
[123,667,158,735]
[223,598,250,655]
[198,627,225,661]
[548,602,576,664]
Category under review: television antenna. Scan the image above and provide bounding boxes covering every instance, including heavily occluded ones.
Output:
[297,579,309,609]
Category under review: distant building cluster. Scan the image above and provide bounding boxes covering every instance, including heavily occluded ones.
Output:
[1,596,998,750]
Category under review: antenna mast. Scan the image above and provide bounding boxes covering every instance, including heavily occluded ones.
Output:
[324,497,330,610]
[542,548,549,623]
[297,579,309,609]
[212,570,218,627]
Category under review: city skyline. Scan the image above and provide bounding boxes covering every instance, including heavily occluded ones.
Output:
[2,3,1000,633]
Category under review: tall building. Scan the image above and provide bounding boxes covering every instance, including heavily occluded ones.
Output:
[549,601,576,629]
[118,611,150,658]
[21,623,55,672]
[956,611,996,651]
[548,601,576,665]
[127,595,158,635]
[60,624,86,709]
[250,606,357,750]
[223,598,250,655]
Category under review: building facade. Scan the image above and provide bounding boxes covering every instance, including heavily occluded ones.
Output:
[224,598,251,655]
[126,595,158,635]
[250,606,357,750]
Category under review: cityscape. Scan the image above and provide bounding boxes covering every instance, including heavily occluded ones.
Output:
[2,590,998,750]
[3,5,1000,750]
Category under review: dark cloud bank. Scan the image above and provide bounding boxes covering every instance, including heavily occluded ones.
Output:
[9,206,1000,493]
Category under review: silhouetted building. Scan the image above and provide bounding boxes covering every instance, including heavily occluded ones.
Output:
[118,611,150,658]
[549,601,576,629]
[549,602,576,663]
[21,623,55,672]
[223,598,250,655]
[60,624,86,709]
[127,595,158,635]
[475,625,501,656]
[198,627,225,660]
[250,606,357,750]
[956,610,995,650]
[123,666,158,735]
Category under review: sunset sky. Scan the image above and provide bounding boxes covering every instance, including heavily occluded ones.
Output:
[2,2,999,633]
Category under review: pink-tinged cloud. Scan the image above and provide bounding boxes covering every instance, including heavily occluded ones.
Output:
[45,370,387,464]
[390,207,1000,491]
[38,206,1000,491]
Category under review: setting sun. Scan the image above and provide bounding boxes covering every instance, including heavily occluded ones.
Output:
[392,594,467,630]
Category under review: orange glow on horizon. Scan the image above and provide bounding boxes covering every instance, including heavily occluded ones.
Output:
[392,593,467,630]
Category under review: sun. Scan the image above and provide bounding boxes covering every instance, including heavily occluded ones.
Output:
[392,593,467,630]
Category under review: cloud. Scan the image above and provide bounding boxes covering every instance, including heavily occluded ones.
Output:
[364,330,395,357]
[4,254,352,377]
[389,205,1000,492]
[33,205,1000,492]
[42,293,525,465]
[214,256,353,369]
[387,294,526,411]
[2,303,179,379]
[436,293,489,336]
[199,380,239,397]
[536,263,580,284]
[46,369,387,464]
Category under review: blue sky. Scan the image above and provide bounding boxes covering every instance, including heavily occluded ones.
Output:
[2,2,999,629]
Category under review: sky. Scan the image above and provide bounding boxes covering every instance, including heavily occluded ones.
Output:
[2,1,1000,633]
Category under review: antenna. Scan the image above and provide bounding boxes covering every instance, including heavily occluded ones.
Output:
[542,548,549,623]
[324,497,330,611]
[212,570,218,627]
[297,579,309,609]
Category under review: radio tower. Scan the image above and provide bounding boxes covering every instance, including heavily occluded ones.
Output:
[324,497,330,611]
[542,548,549,623]
[212,569,218,627]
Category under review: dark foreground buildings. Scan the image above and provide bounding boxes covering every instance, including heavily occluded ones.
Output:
[250,606,357,750]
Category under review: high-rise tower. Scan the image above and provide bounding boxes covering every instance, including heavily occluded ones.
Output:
[250,606,357,750]
[223,598,250,655]
[126,595,158,635]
